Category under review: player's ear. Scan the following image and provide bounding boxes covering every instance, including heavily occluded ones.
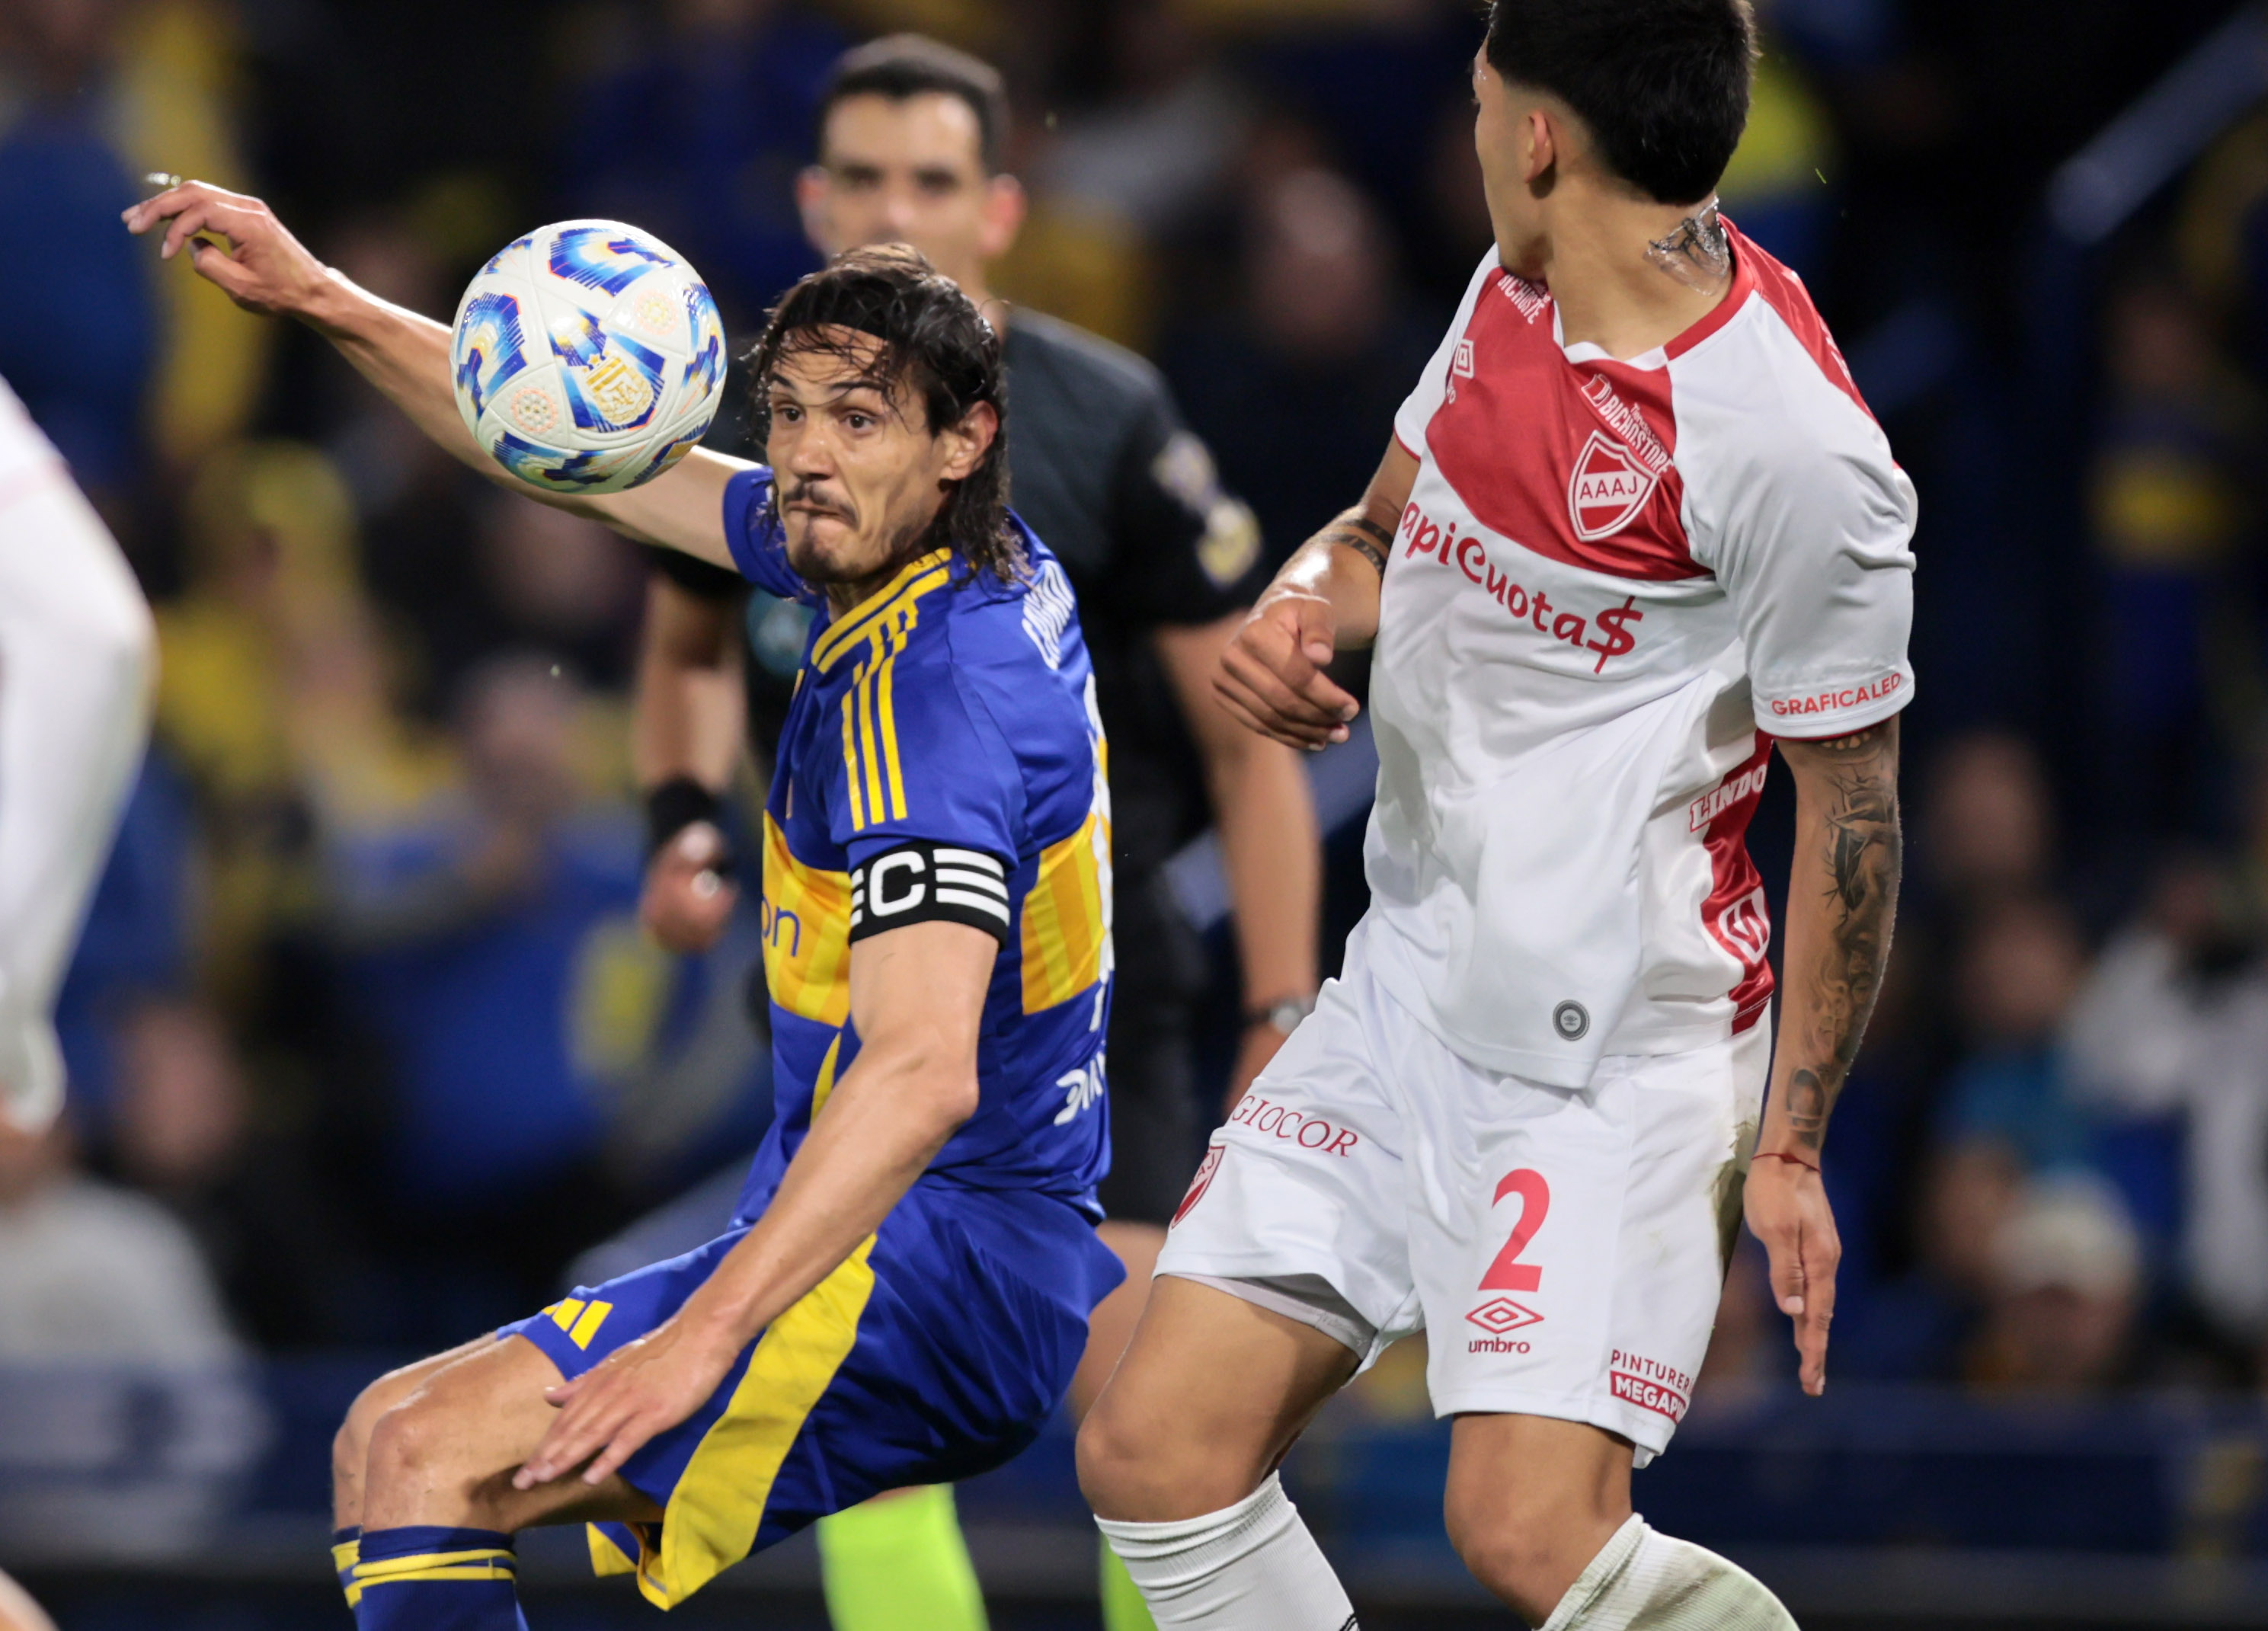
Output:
[978,173,1027,262]
[937,401,999,481]
[796,165,837,254]
[1522,108,1556,188]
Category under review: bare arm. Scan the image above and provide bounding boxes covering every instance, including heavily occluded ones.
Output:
[1156,615,1321,1102]
[122,181,746,568]
[635,576,749,953]
[517,917,996,1488]
[1745,715,1902,1396]
[1214,439,1416,751]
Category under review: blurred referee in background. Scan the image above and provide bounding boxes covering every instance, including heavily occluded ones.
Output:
[630,36,1321,1631]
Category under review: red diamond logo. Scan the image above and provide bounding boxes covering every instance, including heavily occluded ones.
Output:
[1466,1297,1543,1335]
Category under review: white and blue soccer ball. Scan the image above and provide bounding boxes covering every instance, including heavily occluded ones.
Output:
[450,220,726,495]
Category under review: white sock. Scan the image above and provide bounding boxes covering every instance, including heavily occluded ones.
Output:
[1095,1473,1358,1630]
[1540,1515,1795,1631]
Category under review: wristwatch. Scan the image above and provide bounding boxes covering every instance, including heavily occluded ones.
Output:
[1246,996,1315,1038]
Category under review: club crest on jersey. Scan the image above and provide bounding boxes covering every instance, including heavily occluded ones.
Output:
[1566,431,1659,541]
[1716,885,1771,964]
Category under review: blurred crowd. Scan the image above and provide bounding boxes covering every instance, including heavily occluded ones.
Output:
[4,0,2268,1460]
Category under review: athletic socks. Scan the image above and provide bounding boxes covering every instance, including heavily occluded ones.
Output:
[816,1485,989,1631]
[1540,1515,1795,1630]
[1095,1473,1357,1629]
[1100,1536,1162,1631]
[351,1525,527,1631]
[332,1527,360,1610]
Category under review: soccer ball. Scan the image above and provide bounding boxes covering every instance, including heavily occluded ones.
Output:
[449,220,726,495]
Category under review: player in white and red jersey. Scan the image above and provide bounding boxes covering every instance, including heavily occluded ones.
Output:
[0,376,154,1631]
[0,376,154,1136]
[1078,2,1912,1627]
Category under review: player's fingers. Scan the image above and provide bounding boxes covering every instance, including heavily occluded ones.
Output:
[1758,1220,1806,1320]
[123,181,206,233]
[185,239,263,305]
[1219,642,1347,734]
[1212,683,1313,751]
[1288,595,1339,669]
[157,202,222,260]
[1216,665,1339,750]
[582,1415,662,1486]
[1214,658,1329,741]
[1242,612,1360,724]
[1797,1231,1839,1396]
[517,1382,630,1485]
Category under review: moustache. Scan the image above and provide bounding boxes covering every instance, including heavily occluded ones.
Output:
[779,480,851,520]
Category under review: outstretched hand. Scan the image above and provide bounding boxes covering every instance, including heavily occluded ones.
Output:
[641,823,739,954]
[1743,1154,1839,1396]
[1214,588,1358,752]
[123,181,334,318]
[514,1313,744,1491]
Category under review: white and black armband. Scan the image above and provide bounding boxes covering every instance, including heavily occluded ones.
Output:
[849,842,1013,944]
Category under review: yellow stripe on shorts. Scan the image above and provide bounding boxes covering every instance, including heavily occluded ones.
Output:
[618,1238,878,1609]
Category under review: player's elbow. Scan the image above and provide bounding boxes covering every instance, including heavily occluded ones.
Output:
[72,576,157,717]
[875,1044,980,1140]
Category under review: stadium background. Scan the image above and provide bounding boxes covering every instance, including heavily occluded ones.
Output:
[6,0,2268,1624]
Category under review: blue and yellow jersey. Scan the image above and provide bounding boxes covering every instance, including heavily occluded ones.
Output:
[720,468,1115,1220]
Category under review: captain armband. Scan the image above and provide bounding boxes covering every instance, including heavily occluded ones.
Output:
[849,841,1013,945]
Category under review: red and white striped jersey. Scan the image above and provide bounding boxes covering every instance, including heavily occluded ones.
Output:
[1358,224,1916,1085]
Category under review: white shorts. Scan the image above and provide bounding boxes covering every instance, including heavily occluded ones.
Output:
[1157,923,1768,1464]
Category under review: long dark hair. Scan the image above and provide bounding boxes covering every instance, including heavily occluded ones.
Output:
[745,244,1022,583]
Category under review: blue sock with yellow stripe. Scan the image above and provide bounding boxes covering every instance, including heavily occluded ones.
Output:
[353,1526,526,1630]
[332,1527,360,1610]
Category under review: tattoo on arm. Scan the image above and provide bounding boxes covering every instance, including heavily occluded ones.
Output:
[1319,511,1393,578]
[1783,722,1902,1151]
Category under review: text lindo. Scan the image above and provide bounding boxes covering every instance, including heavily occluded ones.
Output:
[1688,763,1770,831]
[1398,503,1644,673]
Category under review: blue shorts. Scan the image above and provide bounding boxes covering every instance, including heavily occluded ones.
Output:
[502,1178,1122,1609]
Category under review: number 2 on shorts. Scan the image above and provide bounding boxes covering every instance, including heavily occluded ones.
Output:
[1480,1169,1551,1292]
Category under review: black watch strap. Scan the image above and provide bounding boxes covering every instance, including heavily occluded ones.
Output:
[644,776,733,871]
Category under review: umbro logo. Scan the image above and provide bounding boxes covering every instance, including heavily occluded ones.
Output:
[1466,1297,1543,1335]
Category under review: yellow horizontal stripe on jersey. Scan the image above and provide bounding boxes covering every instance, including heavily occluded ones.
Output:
[1021,809,1108,1014]
[629,1236,879,1609]
[811,549,951,673]
[761,812,852,1025]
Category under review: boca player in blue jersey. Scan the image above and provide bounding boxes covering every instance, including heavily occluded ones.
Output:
[126,181,1124,1623]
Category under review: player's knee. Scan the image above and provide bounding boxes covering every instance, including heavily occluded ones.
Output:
[1076,1393,1252,1521]
[362,1390,469,1499]
[335,1361,436,1500]
[334,1378,401,1498]
[1443,1485,1589,1623]
[1076,1398,1172,1517]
